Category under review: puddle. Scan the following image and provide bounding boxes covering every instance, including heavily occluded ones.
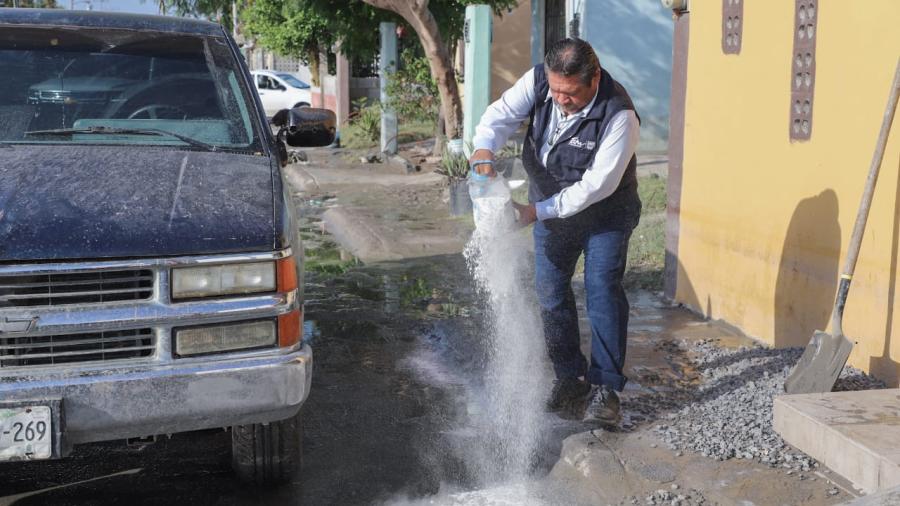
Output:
[384,481,585,506]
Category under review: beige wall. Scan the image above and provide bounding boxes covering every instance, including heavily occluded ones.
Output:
[673,2,900,384]
[491,1,532,101]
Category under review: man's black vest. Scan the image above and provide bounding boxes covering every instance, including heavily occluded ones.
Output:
[522,64,641,226]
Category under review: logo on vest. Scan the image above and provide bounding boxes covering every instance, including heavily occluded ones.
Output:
[568,137,596,150]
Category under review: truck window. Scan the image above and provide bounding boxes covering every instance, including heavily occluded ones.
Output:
[0,27,263,152]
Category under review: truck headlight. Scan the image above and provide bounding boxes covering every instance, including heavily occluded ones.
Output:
[172,261,276,299]
[175,319,277,356]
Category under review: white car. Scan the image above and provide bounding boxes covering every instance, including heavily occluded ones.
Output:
[251,70,312,117]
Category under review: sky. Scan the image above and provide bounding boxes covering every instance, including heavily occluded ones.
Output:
[64,0,162,15]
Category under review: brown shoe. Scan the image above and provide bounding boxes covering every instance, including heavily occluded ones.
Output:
[583,384,621,427]
[547,377,591,416]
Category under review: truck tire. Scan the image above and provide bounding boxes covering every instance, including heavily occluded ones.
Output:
[231,410,303,485]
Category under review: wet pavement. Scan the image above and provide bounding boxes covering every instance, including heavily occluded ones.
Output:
[0,255,476,506]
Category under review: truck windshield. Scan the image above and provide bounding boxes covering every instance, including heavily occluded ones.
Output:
[0,27,262,152]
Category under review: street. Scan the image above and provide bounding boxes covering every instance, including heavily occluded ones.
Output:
[0,147,872,506]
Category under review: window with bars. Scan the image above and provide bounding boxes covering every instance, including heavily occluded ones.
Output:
[722,0,743,54]
[545,0,566,50]
[790,0,817,140]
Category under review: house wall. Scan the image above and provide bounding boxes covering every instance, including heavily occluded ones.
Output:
[490,1,533,101]
[578,0,673,153]
[671,2,900,384]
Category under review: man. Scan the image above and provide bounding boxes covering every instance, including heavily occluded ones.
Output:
[470,38,641,425]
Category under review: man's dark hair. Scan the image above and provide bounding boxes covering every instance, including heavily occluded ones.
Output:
[544,38,601,86]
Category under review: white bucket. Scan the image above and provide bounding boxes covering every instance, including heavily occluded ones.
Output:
[446,138,464,156]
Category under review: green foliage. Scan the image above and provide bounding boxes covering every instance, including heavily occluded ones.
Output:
[497,141,523,160]
[400,277,430,307]
[385,47,439,124]
[159,0,234,29]
[301,0,517,58]
[241,0,332,65]
[2,0,58,6]
[350,98,382,144]
[424,0,518,45]
[438,152,469,180]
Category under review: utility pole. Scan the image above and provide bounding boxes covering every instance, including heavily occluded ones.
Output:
[463,5,493,153]
[379,22,399,155]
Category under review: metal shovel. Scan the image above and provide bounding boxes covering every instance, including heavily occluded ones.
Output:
[784,59,900,394]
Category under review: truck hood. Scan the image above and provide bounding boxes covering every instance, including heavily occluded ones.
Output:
[0,145,275,262]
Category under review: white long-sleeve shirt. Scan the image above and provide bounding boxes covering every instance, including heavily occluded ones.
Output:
[472,68,640,221]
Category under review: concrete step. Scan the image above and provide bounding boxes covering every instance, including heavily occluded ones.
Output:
[773,389,900,494]
[840,484,900,505]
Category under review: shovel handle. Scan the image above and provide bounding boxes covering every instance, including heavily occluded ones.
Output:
[832,58,900,335]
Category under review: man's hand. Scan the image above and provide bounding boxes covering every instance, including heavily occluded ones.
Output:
[469,149,496,176]
[512,201,537,227]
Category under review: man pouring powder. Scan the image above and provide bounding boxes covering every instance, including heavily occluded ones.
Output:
[470,38,641,425]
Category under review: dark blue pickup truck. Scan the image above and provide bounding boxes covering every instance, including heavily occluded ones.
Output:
[0,8,334,484]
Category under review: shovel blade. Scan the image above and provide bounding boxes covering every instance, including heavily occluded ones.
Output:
[784,331,854,394]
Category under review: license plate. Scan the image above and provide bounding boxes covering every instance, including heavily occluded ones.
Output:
[0,406,52,461]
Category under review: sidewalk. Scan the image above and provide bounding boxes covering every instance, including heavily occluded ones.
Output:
[286,146,879,505]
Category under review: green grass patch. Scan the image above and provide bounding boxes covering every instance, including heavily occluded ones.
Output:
[305,260,355,276]
[625,213,665,290]
[571,175,667,291]
[627,174,666,290]
[340,122,378,150]
[400,277,431,307]
[397,120,436,145]
[340,119,435,150]
[637,173,666,214]
[302,237,359,277]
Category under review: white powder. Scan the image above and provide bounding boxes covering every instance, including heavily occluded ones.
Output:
[462,194,552,483]
[472,197,516,235]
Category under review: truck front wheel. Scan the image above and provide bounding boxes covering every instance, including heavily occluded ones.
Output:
[231,410,303,485]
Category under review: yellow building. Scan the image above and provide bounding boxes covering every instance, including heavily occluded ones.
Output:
[665,2,900,384]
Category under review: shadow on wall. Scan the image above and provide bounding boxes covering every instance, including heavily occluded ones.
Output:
[773,190,841,348]
[669,190,842,349]
[583,0,673,152]
[870,157,900,385]
[667,249,706,320]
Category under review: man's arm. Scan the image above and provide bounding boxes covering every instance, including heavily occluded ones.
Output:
[534,110,640,220]
[470,68,536,173]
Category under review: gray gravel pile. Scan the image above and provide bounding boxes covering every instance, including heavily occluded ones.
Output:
[654,339,885,472]
[625,484,706,506]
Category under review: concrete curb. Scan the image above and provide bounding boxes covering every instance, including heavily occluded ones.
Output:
[321,207,402,263]
[284,164,319,193]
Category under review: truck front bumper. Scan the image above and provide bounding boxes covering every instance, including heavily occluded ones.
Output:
[0,345,312,451]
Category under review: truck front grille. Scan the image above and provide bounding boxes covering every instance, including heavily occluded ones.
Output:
[0,328,155,368]
[0,270,153,308]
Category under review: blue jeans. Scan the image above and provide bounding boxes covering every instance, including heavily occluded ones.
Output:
[533,215,633,391]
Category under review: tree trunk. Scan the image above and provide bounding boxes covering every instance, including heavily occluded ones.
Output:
[308,48,321,88]
[433,106,445,156]
[362,0,463,140]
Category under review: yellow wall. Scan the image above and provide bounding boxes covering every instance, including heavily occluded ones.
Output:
[491,1,532,101]
[676,3,900,383]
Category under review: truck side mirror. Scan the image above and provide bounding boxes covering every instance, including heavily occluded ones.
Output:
[273,107,336,147]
